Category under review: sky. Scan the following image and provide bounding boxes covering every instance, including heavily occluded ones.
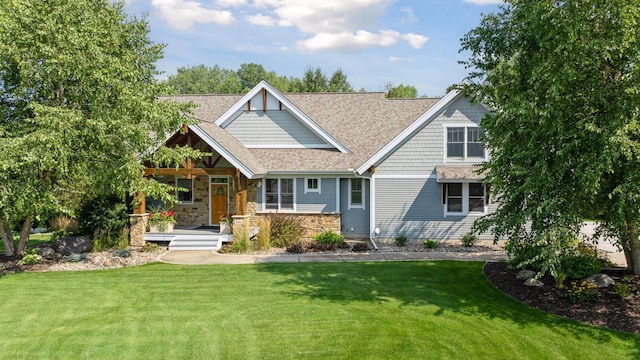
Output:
[123,0,502,97]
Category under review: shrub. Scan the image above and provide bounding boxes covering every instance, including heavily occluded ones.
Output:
[313,230,344,245]
[68,253,87,262]
[615,284,632,299]
[286,241,306,254]
[352,242,370,252]
[256,216,271,250]
[231,224,250,254]
[461,233,477,247]
[423,239,438,249]
[92,228,130,252]
[269,214,304,248]
[0,262,5,271]
[18,249,43,265]
[395,234,408,247]
[48,216,78,233]
[115,249,131,258]
[561,252,601,280]
[562,281,599,304]
[140,242,160,252]
[77,193,129,236]
[553,271,567,289]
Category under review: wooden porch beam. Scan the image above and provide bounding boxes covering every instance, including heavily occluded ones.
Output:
[144,168,237,176]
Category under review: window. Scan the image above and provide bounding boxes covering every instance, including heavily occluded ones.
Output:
[265,178,295,211]
[176,177,194,204]
[443,183,487,215]
[446,126,484,160]
[305,178,320,193]
[349,178,364,209]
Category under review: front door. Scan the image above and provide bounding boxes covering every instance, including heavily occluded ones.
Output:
[210,180,229,225]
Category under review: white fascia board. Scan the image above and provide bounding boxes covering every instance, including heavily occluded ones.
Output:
[189,125,256,179]
[214,80,351,154]
[356,89,463,175]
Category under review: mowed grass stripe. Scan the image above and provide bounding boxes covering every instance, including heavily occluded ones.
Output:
[0,261,638,359]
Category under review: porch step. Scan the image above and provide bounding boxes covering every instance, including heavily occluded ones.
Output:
[168,237,222,251]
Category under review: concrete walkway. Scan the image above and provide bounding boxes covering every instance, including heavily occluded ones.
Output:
[158,250,507,265]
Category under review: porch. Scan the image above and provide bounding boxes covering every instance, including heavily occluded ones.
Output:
[145,225,259,251]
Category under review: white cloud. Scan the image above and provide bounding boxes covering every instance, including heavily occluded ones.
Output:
[297,30,400,52]
[246,13,276,26]
[216,0,246,7]
[151,0,235,30]
[464,0,502,5]
[399,7,418,24]
[402,33,429,49]
[248,1,429,52]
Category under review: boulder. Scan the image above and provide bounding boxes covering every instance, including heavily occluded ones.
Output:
[52,236,92,256]
[524,278,544,287]
[516,270,536,280]
[585,273,615,288]
[38,246,58,260]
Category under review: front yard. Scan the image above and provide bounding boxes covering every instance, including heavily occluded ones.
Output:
[1,261,638,359]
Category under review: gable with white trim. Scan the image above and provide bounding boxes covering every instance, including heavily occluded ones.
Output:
[215,81,349,152]
[374,95,489,175]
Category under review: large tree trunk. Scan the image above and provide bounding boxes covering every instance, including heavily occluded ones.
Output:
[16,215,32,256]
[0,219,15,256]
[623,220,640,275]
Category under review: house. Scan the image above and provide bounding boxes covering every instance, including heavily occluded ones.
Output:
[135,80,494,248]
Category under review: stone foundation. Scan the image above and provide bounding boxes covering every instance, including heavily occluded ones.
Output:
[129,214,148,246]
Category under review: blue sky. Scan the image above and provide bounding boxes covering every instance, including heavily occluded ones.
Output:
[124,0,501,97]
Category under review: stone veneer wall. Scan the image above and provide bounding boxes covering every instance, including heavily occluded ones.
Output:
[129,214,148,246]
[251,213,341,241]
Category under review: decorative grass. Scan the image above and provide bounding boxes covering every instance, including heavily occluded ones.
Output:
[1,261,638,359]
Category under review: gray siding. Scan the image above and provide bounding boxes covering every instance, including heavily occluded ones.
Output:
[374,177,496,240]
[296,178,337,213]
[224,110,327,147]
[375,97,488,175]
[340,178,370,238]
[255,177,337,213]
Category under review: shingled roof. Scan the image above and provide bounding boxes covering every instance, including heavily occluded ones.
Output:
[169,90,440,175]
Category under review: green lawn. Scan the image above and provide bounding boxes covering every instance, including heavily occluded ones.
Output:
[1,261,638,359]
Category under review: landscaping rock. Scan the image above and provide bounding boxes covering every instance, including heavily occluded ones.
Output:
[52,236,92,256]
[524,278,544,287]
[585,274,615,288]
[34,244,60,260]
[516,270,536,280]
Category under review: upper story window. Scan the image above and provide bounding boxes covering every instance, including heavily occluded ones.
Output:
[265,178,294,211]
[305,178,320,194]
[446,126,484,160]
[176,177,194,204]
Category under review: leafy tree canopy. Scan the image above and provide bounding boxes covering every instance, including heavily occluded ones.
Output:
[461,0,640,274]
[0,0,200,254]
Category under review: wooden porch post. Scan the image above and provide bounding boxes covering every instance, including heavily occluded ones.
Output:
[133,192,146,214]
[235,169,247,215]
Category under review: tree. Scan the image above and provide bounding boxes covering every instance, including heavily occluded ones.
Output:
[165,65,240,94]
[237,63,271,92]
[0,0,199,255]
[384,82,418,98]
[302,67,328,93]
[460,0,640,274]
[328,69,353,93]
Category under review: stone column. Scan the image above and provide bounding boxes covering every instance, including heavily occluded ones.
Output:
[129,214,148,247]
[232,214,251,239]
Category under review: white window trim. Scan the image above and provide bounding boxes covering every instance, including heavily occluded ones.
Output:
[175,177,194,205]
[348,178,365,210]
[262,178,297,212]
[304,177,321,194]
[443,182,488,217]
[443,124,487,163]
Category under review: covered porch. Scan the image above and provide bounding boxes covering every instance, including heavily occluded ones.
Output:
[129,125,261,249]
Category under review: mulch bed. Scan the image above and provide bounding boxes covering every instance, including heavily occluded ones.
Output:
[0,254,56,273]
[484,262,640,335]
